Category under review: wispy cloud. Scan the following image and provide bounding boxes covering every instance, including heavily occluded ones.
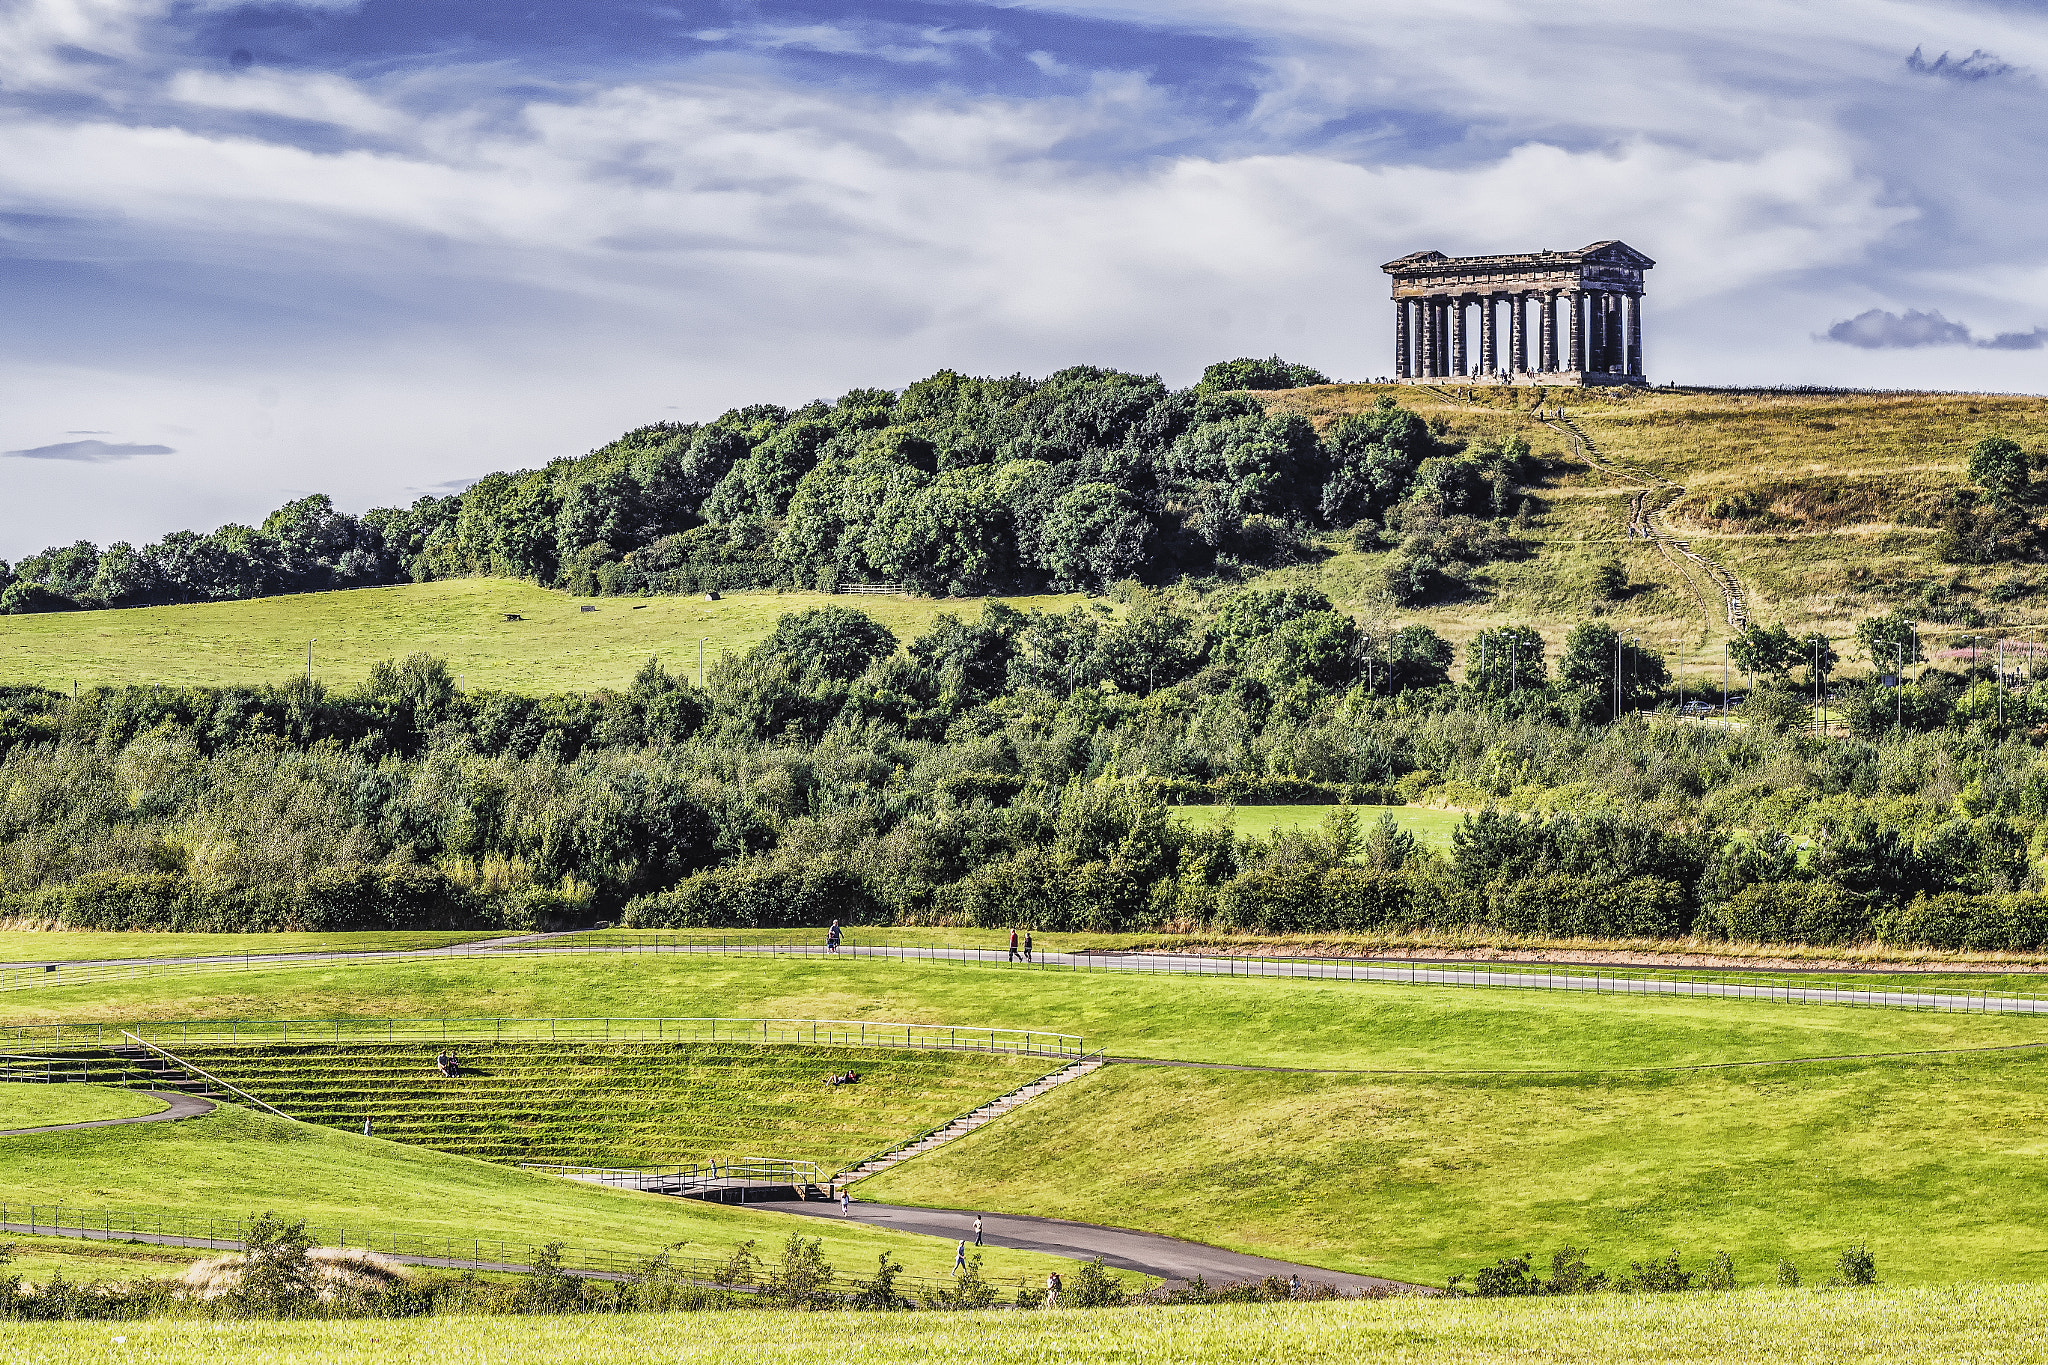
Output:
[1823,308,2048,350]
[1906,47,2016,81]
[3,439,175,462]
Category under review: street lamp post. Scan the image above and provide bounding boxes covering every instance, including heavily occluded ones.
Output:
[307,639,315,684]
[1895,643,1905,732]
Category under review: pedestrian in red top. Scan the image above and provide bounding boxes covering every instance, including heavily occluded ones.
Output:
[1008,928,1020,961]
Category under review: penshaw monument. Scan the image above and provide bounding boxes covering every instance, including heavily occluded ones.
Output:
[1382,240,1653,386]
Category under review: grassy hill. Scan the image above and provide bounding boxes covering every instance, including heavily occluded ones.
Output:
[1260,383,2048,669]
[3,386,2038,694]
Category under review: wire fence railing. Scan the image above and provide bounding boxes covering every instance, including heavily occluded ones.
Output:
[0,1202,987,1298]
[4,1015,1086,1058]
[520,1157,821,1198]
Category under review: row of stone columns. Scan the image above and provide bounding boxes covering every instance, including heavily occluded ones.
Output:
[1395,290,1642,380]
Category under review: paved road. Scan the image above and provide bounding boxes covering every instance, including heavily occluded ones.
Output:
[9,935,2043,1016]
[0,1090,215,1137]
[772,1198,1415,1292]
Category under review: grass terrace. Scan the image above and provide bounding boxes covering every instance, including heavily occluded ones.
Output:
[175,1040,1055,1170]
[0,1082,168,1128]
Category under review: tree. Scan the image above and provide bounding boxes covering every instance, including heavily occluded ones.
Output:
[1800,632,1841,684]
[1589,558,1627,600]
[1728,623,1801,680]
[759,607,898,680]
[1198,356,1330,390]
[234,1211,320,1315]
[1034,482,1155,590]
[1968,436,2031,506]
[1370,624,1453,691]
[1208,588,1338,666]
[1559,622,1668,712]
[1854,612,1917,672]
[1466,625,1546,694]
[910,602,1025,705]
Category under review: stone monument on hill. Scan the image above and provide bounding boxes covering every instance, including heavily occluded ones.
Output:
[1382,241,1653,386]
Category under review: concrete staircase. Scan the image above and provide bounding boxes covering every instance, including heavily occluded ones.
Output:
[835,1058,1104,1185]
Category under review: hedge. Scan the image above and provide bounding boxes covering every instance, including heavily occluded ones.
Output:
[7,865,566,933]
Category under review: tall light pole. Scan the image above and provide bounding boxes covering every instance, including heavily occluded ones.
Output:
[1895,643,1904,732]
[307,638,315,684]
[699,637,709,688]
[1723,643,1729,722]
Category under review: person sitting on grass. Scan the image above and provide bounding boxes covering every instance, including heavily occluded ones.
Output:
[436,1051,461,1078]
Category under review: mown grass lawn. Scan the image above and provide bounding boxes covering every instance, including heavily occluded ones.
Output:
[0,930,508,965]
[8,1285,2048,1363]
[7,951,2045,1072]
[1176,804,1468,849]
[0,1082,166,1129]
[0,1104,1074,1287]
[862,1051,2048,1286]
[0,578,1087,694]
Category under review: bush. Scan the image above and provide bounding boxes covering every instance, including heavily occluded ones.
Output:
[1775,1257,1801,1288]
[929,1253,999,1310]
[1064,1257,1128,1308]
[1830,1242,1877,1287]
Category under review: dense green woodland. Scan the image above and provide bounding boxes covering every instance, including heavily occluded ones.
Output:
[0,355,1549,613]
[5,587,2048,951]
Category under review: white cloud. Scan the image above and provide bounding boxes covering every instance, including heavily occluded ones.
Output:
[166,68,405,135]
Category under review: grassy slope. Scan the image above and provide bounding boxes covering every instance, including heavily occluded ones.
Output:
[0,1081,166,1127]
[0,931,506,964]
[8,1285,2048,1363]
[863,1052,2048,1285]
[0,579,1087,693]
[0,1104,1073,1285]
[4,953,2042,1071]
[1261,383,2048,661]
[177,1040,1049,1169]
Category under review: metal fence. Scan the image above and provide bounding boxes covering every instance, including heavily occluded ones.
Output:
[520,1157,821,1197]
[6,1015,1086,1058]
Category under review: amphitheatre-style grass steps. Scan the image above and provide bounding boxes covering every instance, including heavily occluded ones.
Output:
[175,1041,1052,1170]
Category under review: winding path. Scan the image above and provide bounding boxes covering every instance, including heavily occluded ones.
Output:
[0,1089,214,1138]
[774,1198,1415,1293]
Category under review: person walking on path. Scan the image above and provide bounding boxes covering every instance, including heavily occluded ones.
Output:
[827,919,841,953]
[1023,932,1033,962]
[1044,1271,1062,1308]
[362,1117,373,1138]
[954,1240,967,1276]
[974,1214,983,1247]
[1008,928,1020,962]
[839,1189,851,1216]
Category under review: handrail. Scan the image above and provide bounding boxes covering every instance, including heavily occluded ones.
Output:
[118,1031,295,1120]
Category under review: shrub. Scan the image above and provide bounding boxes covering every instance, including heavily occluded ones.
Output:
[768,1234,834,1310]
[848,1253,910,1311]
[1830,1242,1877,1287]
[1065,1257,1128,1308]
[1614,1251,1695,1293]
[1775,1257,1801,1288]
[929,1253,999,1310]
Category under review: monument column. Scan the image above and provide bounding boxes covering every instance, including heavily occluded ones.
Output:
[1450,296,1468,378]
[1510,292,1527,373]
[1480,294,1497,375]
[1421,296,1438,377]
[1539,291,1557,372]
[1567,289,1585,374]
[1395,298,1410,379]
[1628,293,1643,377]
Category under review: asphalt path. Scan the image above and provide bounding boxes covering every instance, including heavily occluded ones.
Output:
[0,1090,215,1137]
[773,1198,1416,1293]
[7,935,2044,1016]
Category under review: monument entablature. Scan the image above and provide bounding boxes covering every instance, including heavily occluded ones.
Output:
[1381,241,1653,386]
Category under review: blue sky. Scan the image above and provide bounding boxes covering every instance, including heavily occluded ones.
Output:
[2,0,2046,558]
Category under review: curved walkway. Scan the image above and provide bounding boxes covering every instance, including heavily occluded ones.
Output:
[0,1090,214,1137]
[10,936,2047,1016]
[773,1198,1416,1293]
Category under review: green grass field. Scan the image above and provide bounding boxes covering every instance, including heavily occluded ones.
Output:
[6,1285,2046,1363]
[863,1051,2048,1286]
[0,578,1087,694]
[178,1041,1049,1170]
[0,1081,166,1128]
[0,930,508,965]
[8,951,2044,1073]
[0,1103,1075,1287]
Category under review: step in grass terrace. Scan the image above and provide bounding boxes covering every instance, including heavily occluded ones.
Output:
[6,1020,1082,1171]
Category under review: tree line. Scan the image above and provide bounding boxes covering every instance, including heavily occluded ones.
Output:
[5,588,2048,949]
[1,357,1541,612]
